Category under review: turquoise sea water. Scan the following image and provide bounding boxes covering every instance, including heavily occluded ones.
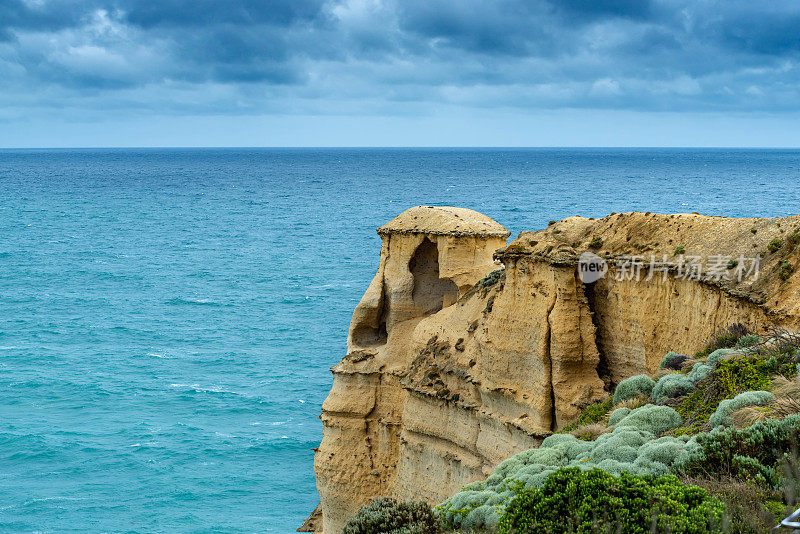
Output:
[1,148,800,533]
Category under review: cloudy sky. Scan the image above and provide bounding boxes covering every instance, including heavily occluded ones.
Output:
[3,0,800,147]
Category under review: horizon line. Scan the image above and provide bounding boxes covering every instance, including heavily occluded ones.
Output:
[3,145,800,150]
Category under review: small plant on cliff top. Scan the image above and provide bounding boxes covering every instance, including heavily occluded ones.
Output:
[478,269,505,288]
[497,468,724,534]
[768,238,784,253]
[505,243,526,254]
[788,232,800,251]
[343,498,441,534]
[778,260,794,281]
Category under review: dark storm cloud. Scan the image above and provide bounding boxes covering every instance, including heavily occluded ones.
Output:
[557,0,655,20]
[119,0,326,28]
[0,0,89,32]
[1,0,799,116]
[396,1,558,56]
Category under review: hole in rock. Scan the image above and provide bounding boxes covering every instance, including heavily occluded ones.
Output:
[351,319,388,347]
[409,238,458,316]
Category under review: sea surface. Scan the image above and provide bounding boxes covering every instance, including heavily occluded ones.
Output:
[1,148,799,533]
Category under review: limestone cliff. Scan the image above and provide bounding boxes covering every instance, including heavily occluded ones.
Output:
[307,208,800,534]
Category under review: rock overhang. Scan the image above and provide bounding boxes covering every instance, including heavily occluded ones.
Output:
[377,206,510,238]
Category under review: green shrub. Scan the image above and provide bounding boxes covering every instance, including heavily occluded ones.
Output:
[778,260,794,281]
[660,351,689,370]
[437,405,688,529]
[477,269,505,288]
[734,334,761,349]
[673,356,792,435]
[608,407,630,426]
[694,324,753,359]
[715,356,786,393]
[613,375,656,404]
[674,245,686,255]
[614,404,682,435]
[343,498,441,534]
[677,414,800,488]
[768,238,784,253]
[497,468,725,534]
[561,397,613,433]
[588,237,603,249]
[707,391,775,428]
[681,476,786,534]
[687,362,713,384]
[652,373,695,403]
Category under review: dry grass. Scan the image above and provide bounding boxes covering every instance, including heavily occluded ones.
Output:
[731,405,770,427]
[733,375,800,428]
[679,475,786,533]
[681,358,697,371]
[569,423,609,441]
[613,394,648,411]
[652,368,674,380]
[769,397,800,419]
[774,375,800,399]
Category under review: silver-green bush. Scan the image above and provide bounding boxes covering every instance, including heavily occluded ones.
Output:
[685,348,738,386]
[652,373,695,403]
[612,374,656,404]
[707,348,736,368]
[687,362,712,383]
[436,405,688,530]
[707,390,775,428]
[614,403,683,435]
[608,407,630,426]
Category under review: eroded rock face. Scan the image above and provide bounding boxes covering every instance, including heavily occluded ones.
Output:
[309,208,800,533]
[314,206,509,533]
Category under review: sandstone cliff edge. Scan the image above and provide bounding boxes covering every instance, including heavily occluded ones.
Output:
[305,207,800,533]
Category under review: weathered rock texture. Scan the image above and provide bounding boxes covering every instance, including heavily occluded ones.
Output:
[309,208,800,533]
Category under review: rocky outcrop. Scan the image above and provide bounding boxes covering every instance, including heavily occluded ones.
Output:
[312,206,509,533]
[308,208,800,533]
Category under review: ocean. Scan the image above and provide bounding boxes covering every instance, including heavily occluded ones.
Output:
[1,148,799,532]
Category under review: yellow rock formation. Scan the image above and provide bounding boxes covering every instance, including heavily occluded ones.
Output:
[306,208,800,533]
